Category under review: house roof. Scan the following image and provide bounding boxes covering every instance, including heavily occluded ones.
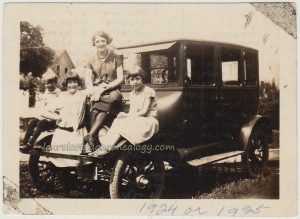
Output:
[53,49,75,68]
[54,49,65,57]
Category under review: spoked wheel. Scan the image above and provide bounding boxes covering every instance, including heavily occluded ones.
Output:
[242,129,269,178]
[29,149,63,193]
[110,152,165,199]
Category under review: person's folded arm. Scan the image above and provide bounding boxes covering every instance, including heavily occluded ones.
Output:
[41,109,62,121]
[103,66,124,91]
[40,100,63,122]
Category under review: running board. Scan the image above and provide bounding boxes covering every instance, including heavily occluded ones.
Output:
[177,141,225,159]
[186,150,244,167]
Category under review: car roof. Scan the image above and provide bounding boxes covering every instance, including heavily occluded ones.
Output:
[117,38,258,52]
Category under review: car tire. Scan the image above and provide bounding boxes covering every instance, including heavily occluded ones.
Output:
[110,152,165,199]
[28,148,63,193]
[242,128,269,178]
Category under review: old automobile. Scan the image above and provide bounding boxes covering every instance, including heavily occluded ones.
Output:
[27,39,272,198]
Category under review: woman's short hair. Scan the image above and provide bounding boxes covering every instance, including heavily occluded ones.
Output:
[62,69,82,89]
[126,66,146,81]
[92,31,113,46]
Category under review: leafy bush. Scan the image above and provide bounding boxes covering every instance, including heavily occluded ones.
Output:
[258,81,279,130]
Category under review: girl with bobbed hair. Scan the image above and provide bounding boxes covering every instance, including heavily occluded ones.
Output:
[90,66,159,157]
[84,30,124,148]
[41,69,94,166]
[61,70,83,89]
[125,65,147,82]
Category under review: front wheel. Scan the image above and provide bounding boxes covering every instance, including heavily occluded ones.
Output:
[110,152,165,199]
[242,128,269,178]
[28,149,63,193]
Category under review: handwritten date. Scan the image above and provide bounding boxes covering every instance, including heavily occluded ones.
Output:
[139,202,270,216]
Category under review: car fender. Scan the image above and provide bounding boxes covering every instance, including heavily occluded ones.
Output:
[240,115,273,149]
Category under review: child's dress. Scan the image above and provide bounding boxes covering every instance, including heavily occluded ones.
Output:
[47,91,88,167]
[108,85,159,145]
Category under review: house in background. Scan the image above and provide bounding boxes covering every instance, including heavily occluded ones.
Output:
[52,49,75,86]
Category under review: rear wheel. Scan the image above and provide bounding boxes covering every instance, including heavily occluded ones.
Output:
[110,152,165,199]
[242,128,269,177]
[29,149,63,193]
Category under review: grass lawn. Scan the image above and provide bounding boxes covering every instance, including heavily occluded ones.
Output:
[194,167,279,199]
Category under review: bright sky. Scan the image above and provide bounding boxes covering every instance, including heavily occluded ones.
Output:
[18,3,291,83]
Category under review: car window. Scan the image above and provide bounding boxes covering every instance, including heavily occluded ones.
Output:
[244,51,258,86]
[149,54,176,84]
[221,47,242,85]
[186,44,216,85]
[121,46,177,85]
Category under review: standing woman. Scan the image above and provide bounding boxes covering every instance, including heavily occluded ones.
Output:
[85,31,124,147]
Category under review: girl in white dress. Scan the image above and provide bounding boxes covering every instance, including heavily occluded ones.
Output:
[41,69,93,167]
[90,66,159,157]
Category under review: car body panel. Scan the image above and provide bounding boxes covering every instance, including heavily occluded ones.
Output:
[118,39,267,162]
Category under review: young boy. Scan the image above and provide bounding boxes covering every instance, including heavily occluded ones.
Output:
[20,69,61,153]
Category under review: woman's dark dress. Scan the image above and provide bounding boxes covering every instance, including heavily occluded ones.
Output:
[86,50,122,114]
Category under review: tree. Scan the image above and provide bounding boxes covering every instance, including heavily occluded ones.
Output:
[20,21,55,77]
[20,21,55,107]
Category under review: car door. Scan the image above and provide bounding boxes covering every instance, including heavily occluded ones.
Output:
[217,44,245,134]
[241,49,259,115]
[182,41,219,143]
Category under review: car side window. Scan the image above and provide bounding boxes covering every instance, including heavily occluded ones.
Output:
[244,51,258,86]
[186,44,216,85]
[221,47,242,85]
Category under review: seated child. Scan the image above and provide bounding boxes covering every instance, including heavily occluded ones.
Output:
[20,69,61,153]
[89,66,159,157]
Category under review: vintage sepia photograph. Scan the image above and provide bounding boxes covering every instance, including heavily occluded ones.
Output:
[3,2,297,216]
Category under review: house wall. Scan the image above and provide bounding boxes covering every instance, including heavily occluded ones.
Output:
[52,52,75,86]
